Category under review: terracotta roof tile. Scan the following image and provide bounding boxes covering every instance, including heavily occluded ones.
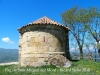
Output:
[31,16,61,25]
[18,16,70,31]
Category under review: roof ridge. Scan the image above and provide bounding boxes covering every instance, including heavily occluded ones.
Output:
[30,16,61,25]
[18,16,70,31]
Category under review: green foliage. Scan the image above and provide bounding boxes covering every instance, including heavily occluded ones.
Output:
[61,6,90,57]
[61,6,100,57]
[0,60,100,75]
[86,6,100,43]
[97,43,100,49]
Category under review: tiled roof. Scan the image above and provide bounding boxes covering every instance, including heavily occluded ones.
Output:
[18,16,70,31]
[31,16,62,25]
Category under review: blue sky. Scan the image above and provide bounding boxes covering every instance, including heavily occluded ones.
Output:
[0,0,100,49]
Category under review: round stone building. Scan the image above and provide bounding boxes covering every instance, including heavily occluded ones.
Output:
[18,16,70,66]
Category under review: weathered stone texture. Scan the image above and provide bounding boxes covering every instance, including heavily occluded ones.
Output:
[48,55,71,67]
[18,25,70,66]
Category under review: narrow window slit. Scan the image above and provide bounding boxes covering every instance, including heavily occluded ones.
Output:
[43,37,45,42]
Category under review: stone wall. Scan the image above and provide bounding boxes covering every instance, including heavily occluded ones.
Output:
[19,24,70,66]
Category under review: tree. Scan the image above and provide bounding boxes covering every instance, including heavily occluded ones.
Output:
[85,34,96,61]
[86,7,100,55]
[61,6,90,58]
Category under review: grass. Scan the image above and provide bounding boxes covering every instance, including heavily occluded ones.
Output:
[0,60,100,75]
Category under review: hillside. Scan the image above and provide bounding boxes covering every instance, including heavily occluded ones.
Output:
[0,48,18,63]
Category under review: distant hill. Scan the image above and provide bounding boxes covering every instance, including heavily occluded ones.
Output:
[0,48,100,63]
[0,48,18,63]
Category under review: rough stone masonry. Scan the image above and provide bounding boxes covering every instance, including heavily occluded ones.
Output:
[18,16,70,66]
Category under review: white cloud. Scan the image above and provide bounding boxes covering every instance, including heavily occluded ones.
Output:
[2,37,14,44]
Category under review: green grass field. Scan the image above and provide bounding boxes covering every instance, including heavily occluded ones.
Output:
[0,60,100,75]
